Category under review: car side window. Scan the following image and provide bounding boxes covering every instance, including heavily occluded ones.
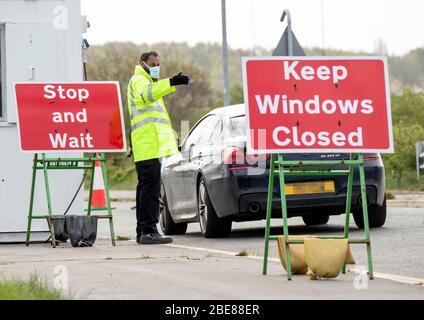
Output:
[230,116,246,137]
[197,116,219,145]
[209,119,222,143]
[182,116,213,151]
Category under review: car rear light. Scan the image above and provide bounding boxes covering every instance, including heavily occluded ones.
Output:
[342,153,379,161]
[222,147,246,165]
[363,154,380,161]
[222,147,270,168]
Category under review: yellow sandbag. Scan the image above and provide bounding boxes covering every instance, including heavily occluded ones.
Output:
[304,238,356,279]
[345,244,356,265]
[277,235,315,275]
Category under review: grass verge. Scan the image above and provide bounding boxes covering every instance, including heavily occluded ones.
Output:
[0,274,70,300]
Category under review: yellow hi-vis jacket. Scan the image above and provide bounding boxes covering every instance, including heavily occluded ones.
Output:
[127,65,178,162]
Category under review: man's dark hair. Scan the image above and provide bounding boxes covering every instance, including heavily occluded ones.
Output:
[139,51,159,63]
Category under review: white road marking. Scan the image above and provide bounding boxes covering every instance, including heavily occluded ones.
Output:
[166,243,424,286]
[167,243,278,261]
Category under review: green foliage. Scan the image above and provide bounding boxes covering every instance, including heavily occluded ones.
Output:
[391,90,424,126]
[116,235,131,241]
[389,48,424,90]
[236,250,249,257]
[385,192,395,200]
[138,255,150,260]
[0,274,69,300]
[230,83,244,105]
[383,122,424,179]
[382,91,424,189]
[214,83,245,108]
[385,170,424,191]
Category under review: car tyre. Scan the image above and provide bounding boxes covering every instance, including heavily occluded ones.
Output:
[198,178,232,238]
[159,184,187,235]
[302,215,330,226]
[353,195,387,229]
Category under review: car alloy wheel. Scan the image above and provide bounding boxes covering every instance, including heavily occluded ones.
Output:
[197,178,232,238]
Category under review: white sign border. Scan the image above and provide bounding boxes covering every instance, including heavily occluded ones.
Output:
[241,56,394,154]
[14,81,128,153]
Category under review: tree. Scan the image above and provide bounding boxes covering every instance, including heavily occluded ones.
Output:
[214,83,244,108]
[383,91,424,184]
[383,122,424,181]
[161,60,216,136]
[391,90,424,126]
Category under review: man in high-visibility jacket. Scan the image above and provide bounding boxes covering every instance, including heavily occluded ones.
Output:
[127,51,189,244]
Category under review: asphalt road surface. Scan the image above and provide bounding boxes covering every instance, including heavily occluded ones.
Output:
[103,203,424,280]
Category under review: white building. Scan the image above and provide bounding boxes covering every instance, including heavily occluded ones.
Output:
[0,0,85,242]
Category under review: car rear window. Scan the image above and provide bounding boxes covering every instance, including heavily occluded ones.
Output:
[230,116,246,137]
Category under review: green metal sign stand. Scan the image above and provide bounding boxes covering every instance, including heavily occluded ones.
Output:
[262,153,373,280]
[25,153,116,248]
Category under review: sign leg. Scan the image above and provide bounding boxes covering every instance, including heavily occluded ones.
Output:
[342,153,354,273]
[87,154,96,216]
[278,154,292,280]
[263,154,275,275]
[100,153,115,246]
[26,154,38,246]
[358,154,374,279]
[42,153,56,248]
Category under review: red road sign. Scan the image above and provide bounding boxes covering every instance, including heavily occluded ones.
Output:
[14,82,126,152]
[242,57,393,154]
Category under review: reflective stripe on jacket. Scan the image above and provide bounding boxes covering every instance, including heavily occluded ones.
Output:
[127,65,178,162]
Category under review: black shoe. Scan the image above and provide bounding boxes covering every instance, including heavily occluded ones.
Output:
[136,236,141,244]
[139,232,173,245]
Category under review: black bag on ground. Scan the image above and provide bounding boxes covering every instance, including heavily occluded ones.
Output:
[65,215,98,247]
[52,219,69,242]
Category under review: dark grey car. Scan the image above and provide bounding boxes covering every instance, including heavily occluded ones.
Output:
[160,104,386,238]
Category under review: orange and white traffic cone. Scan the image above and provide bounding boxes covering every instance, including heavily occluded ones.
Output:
[91,153,107,208]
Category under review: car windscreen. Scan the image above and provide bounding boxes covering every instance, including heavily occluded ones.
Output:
[230,115,246,137]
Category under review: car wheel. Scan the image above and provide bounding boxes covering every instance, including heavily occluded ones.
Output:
[159,184,187,235]
[353,195,387,229]
[198,178,232,238]
[302,215,330,226]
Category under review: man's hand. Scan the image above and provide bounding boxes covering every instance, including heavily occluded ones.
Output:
[170,72,190,86]
[126,147,133,158]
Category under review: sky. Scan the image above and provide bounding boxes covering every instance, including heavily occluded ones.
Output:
[81,0,424,56]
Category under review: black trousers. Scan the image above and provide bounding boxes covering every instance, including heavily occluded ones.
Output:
[135,158,162,236]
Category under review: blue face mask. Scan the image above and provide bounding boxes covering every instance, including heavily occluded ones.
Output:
[146,63,160,79]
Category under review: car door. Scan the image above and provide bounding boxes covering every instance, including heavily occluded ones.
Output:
[184,116,220,209]
[173,116,213,215]
[162,152,185,214]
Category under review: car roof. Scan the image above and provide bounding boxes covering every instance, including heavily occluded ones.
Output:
[207,104,245,118]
